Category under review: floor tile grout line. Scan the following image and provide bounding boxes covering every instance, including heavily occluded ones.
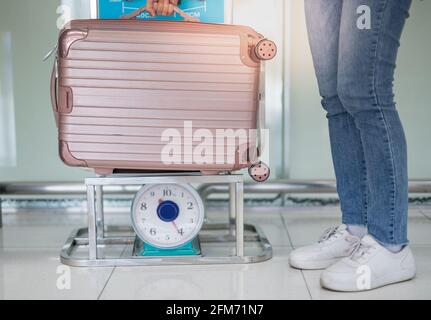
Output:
[280,212,313,299]
[281,210,323,300]
[276,210,292,247]
[97,266,116,300]
[281,212,313,299]
[300,270,314,300]
[280,213,295,249]
[420,211,431,222]
[97,244,129,300]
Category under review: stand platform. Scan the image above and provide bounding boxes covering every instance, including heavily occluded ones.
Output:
[60,174,273,267]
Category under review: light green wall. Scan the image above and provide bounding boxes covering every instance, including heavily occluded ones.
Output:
[395,0,431,179]
[0,0,89,182]
[0,0,429,182]
[288,0,431,180]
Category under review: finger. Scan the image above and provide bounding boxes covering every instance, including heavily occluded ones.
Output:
[167,4,174,16]
[156,0,164,15]
[162,0,170,16]
[171,0,179,5]
[146,0,155,16]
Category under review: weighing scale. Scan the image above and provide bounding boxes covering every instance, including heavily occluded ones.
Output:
[131,183,204,257]
[60,173,273,267]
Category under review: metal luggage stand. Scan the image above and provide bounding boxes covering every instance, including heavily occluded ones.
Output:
[60,173,273,267]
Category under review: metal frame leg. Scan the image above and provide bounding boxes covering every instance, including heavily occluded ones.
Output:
[0,198,2,228]
[95,185,105,239]
[229,183,236,233]
[281,192,286,207]
[87,185,97,260]
[235,182,244,257]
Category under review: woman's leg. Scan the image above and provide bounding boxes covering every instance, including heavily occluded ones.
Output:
[337,0,412,246]
[288,0,369,271]
[305,0,368,227]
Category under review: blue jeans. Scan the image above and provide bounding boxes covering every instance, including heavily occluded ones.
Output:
[304,0,412,245]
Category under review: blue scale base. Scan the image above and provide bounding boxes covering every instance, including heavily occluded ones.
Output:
[134,237,201,257]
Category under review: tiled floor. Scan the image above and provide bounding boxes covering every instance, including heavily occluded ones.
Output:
[0,205,430,300]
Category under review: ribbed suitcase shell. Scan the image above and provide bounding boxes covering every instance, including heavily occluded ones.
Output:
[53,20,274,175]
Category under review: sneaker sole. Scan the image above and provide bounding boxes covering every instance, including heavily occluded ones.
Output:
[320,270,416,292]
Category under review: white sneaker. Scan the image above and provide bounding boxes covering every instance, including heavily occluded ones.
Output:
[289,225,360,270]
[320,235,416,292]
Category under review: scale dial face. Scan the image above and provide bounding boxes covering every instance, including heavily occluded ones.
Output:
[131,184,205,249]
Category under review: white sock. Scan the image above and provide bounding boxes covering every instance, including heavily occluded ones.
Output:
[367,234,404,254]
[347,224,368,238]
[382,243,403,253]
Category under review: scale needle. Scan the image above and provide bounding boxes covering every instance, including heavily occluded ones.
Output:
[172,221,181,235]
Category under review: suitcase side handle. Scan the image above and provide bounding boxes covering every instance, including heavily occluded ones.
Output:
[50,60,59,127]
[120,3,199,22]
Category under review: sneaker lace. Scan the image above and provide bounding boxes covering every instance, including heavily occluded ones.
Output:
[318,226,340,243]
[348,238,373,261]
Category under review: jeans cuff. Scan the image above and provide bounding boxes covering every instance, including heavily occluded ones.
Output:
[342,216,367,227]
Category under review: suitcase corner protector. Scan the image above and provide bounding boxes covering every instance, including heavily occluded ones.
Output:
[59,141,87,167]
[59,28,89,58]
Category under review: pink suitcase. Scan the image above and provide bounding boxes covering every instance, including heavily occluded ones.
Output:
[51,7,276,180]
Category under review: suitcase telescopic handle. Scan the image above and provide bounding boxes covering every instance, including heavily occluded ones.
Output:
[120,3,199,22]
[256,63,266,159]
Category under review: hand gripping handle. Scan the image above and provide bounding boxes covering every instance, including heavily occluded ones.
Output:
[121,3,199,22]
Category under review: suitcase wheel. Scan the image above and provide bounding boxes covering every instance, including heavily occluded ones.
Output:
[248,161,271,183]
[255,39,277,61]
